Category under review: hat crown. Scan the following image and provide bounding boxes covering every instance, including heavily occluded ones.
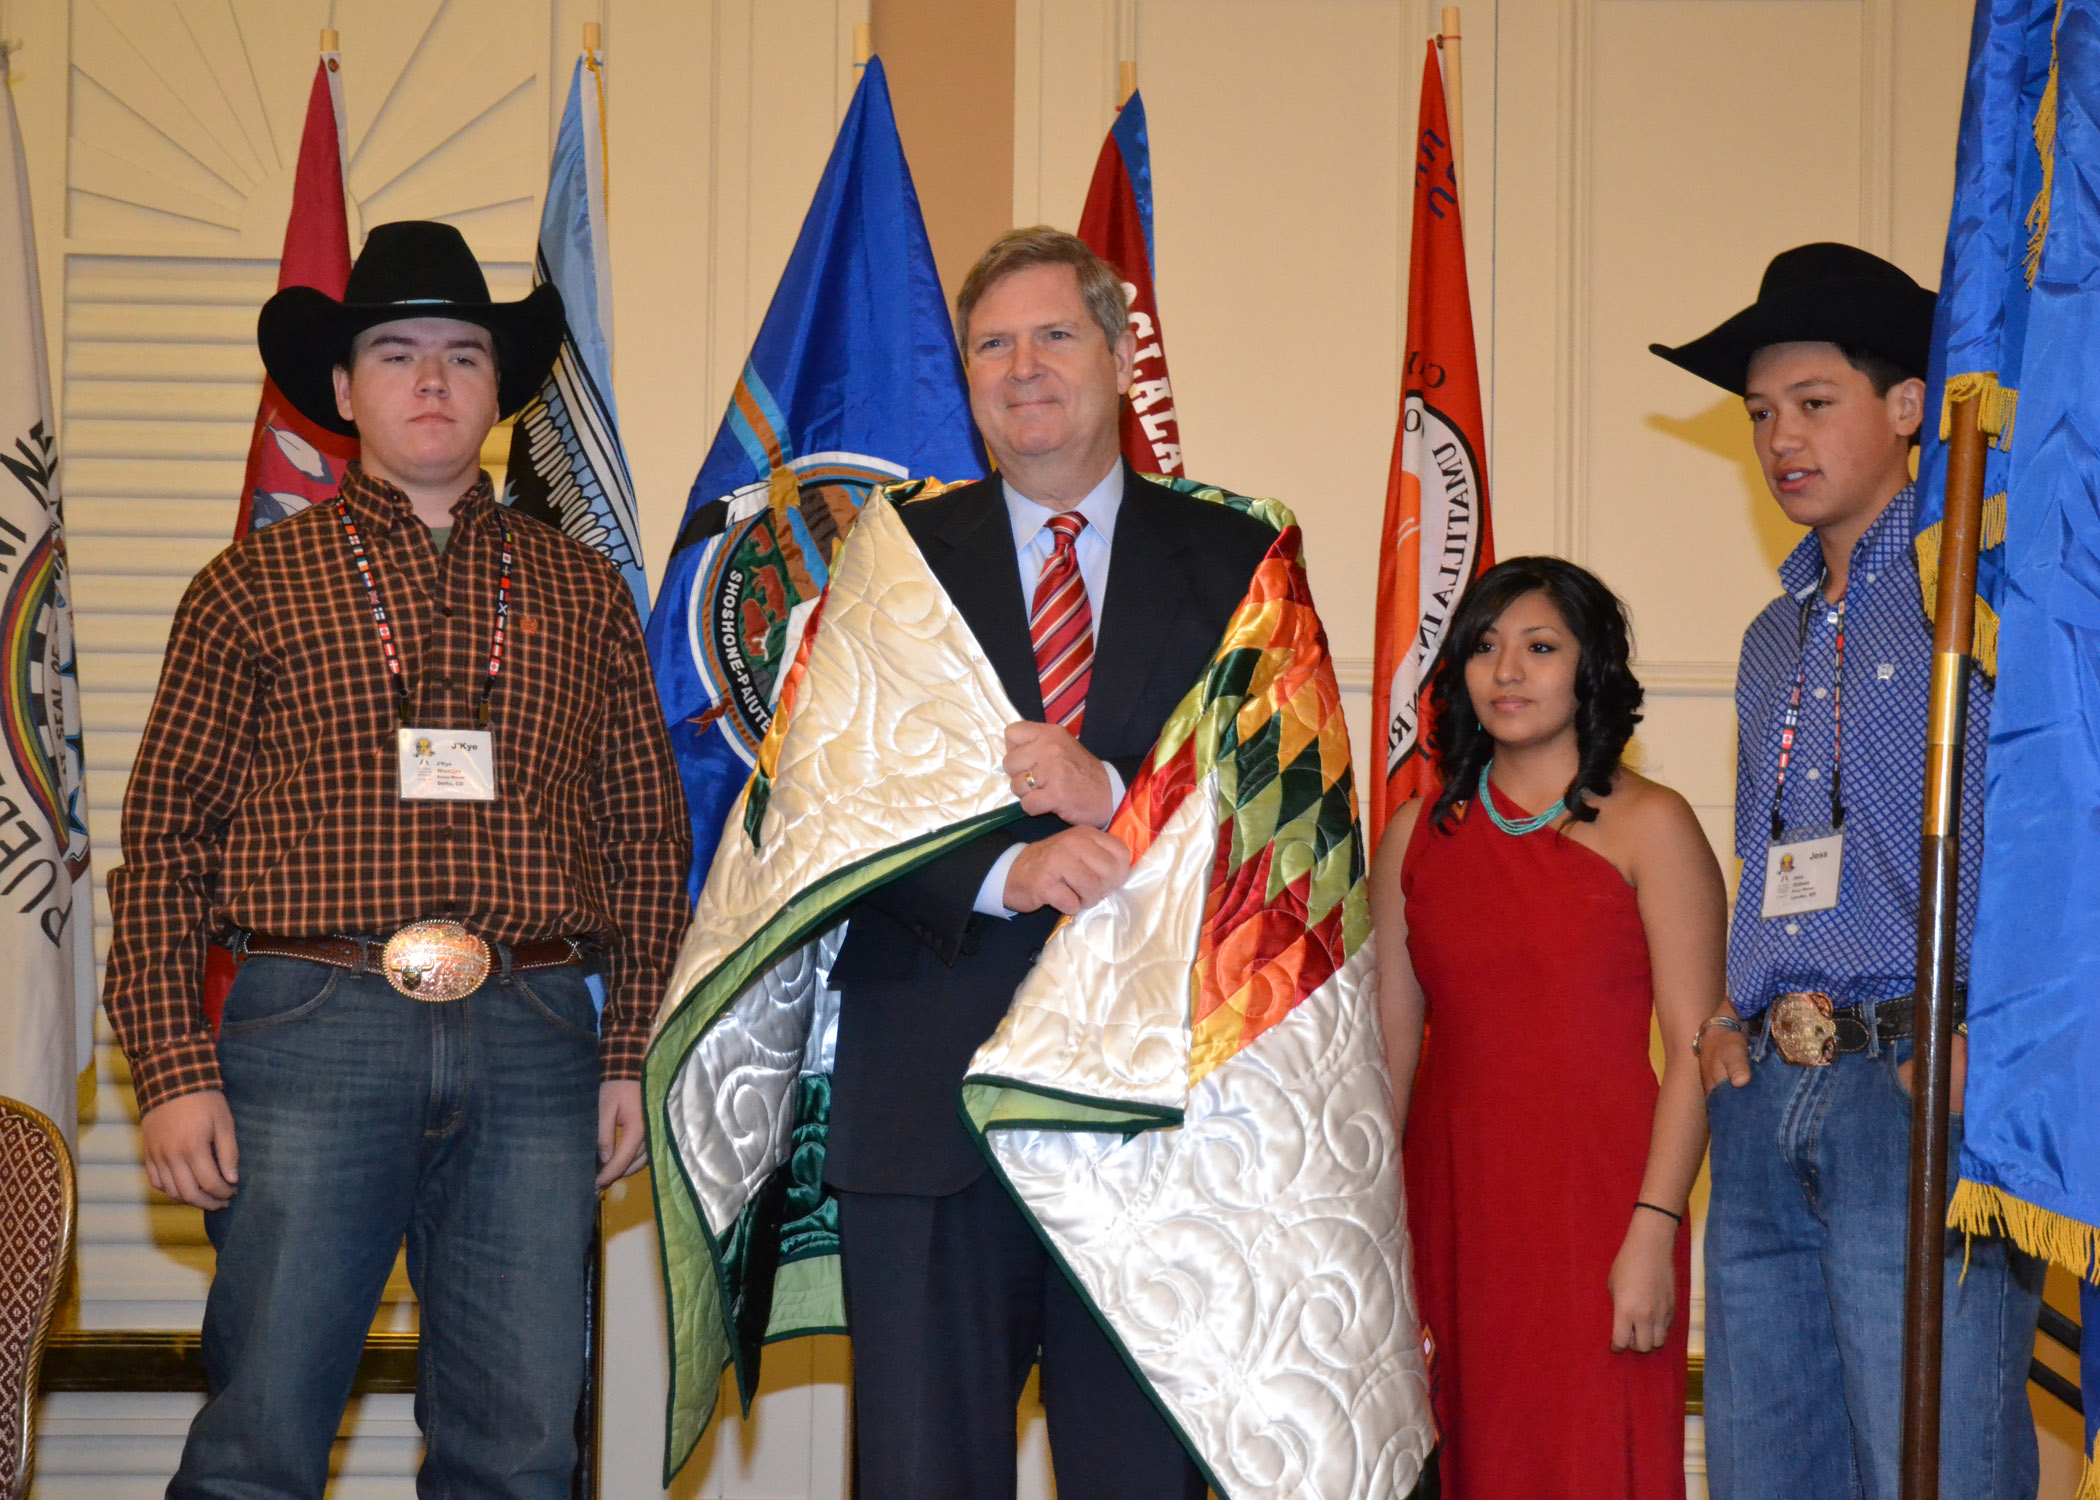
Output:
[342,221,493,310]
[1760,241,1922,301]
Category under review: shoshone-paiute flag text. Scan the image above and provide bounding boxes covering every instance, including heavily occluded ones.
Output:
[1934,0,2100,1478]
[643,55,983,893]
[0,42,93,1146]
[502,43,647,618]
[1076,89,1183,477]
[1369,39,1493,842]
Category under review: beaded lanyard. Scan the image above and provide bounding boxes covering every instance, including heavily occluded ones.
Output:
[336,498,513,727]
[1770,582,1846,842]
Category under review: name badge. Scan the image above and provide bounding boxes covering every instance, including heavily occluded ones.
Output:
[399,728,496,802]
[1761,828,1843,919]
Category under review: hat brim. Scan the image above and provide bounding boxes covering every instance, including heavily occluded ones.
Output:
[1649,280,1936,396]
[257,282,568,437]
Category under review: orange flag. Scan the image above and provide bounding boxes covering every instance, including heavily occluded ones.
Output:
[1369,40,1493,845]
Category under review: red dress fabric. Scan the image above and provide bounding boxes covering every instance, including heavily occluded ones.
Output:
[1400,788,1688,1499]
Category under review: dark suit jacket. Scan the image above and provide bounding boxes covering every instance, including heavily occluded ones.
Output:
[823,465,1278,1195]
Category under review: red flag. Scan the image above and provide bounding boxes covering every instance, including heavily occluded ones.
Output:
[209,50,356,1029]
[1076,93,1183,477]
[1369,42,1494,846]
[232,51,356,539]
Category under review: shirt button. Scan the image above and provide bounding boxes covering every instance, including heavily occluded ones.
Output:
[1785,922,1800,935]
[1866,573,1877,584]
[1812,687,1827,699]
[439,603,455,617]
[1805,767,1820,780]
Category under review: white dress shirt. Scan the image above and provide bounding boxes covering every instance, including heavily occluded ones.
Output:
[974,464,1128,917]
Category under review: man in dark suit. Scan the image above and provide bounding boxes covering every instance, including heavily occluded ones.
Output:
[822,227,1276,1500]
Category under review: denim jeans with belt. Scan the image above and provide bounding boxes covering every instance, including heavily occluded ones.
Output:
[1703,1010,2045,1500]
[166,953,602,1500]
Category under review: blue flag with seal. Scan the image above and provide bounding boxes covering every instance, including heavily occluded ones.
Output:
[1937,1,2100,1474]
[503,45,648,619]
[645,55,983,891]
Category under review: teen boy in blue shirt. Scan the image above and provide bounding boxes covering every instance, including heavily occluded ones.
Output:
[1652,243,2044,1500]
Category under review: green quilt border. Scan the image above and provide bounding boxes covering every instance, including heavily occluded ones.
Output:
[646,802,1024,1485]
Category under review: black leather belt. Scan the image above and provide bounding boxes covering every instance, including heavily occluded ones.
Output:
[1751,991,1965,1067]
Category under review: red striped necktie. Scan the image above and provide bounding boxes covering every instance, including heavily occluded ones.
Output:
[1029,512,1093,734]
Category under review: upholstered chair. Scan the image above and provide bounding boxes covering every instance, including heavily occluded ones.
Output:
[0,1098,74,1500]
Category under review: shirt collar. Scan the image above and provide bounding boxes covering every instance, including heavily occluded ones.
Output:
[1002,462,1124,553]
[339,462,495,536]
[1776,481,1918,603]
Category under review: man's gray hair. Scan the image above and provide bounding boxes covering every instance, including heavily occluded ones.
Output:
[955,226,1129,355]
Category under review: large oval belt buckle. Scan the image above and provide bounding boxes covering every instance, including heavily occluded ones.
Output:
[381,920,491,1002]
[1771,990,1838,1067]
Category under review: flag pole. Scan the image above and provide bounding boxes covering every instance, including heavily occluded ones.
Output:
[1898,391,1987,1500]
[1118,60,1137,108]
[1437,7,1464,211]
[853,22,871,68]
[320,28,337,50]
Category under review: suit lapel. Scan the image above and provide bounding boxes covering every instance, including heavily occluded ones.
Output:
[912,478,1045,723]
[1086,468,1195,755]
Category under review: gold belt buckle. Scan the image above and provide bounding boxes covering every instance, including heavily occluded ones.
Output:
[380,920,491,1002]
[1771,990,1838,1067]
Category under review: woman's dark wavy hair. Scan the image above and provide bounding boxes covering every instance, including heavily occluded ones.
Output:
[1426,556,1644,830]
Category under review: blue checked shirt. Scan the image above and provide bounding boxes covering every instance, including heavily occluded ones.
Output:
[1727,484,1991,1016]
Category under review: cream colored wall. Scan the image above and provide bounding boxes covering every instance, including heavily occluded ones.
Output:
[15,0,2080,1497]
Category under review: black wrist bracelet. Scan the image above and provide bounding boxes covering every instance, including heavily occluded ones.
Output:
[1635,1200,1683,1225]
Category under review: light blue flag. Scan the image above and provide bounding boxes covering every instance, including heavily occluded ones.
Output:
[1945,0,2100,1401]
[503,49,647,618]
[644,56,984,894]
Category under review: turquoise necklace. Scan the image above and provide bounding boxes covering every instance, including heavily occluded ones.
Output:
[1477,761,1566,836]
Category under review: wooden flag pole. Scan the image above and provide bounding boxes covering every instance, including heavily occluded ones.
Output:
[1438,7,1464,211]
[1118,59,1137,108]
[583,21,600,54]
[853,22,872,68]
[320,28,338,51]
[1898,391,1988,1500]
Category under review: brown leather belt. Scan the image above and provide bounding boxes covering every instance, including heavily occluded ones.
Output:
[243,933,583,972]
[242,925,585,1002]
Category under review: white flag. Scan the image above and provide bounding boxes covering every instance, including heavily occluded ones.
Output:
[0,45,93,1147]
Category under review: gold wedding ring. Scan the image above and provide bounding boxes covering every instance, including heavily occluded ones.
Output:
[1025,772,1039,789]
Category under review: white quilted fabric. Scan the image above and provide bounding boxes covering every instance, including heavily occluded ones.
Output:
[966,781,1215,1110]
[657,495,1020,1237]
[987,940,1434,1500]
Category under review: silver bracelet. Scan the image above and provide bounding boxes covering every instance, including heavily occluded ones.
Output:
[1692,1013,1746,1057]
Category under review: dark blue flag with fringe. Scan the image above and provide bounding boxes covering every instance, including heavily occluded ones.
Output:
[643,56,984,894]
[1936,3,2100,1477]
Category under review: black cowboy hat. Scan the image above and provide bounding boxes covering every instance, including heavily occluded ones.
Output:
[1648,242,1936,396]
[257,220,566,437]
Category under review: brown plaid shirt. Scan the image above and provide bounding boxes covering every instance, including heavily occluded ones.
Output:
[105,466,692,1111]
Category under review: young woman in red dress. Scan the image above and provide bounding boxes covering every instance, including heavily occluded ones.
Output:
[1372,557,1727,1499]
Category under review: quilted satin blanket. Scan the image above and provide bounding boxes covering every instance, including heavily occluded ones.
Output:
[644,482,1434,1495]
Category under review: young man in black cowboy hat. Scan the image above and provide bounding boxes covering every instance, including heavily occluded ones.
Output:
[103,220,691,1499]
[1653,243,2043,1499]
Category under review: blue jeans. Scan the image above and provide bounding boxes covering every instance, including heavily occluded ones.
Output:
[1703,1019,2045,1500]
[167,955,602,1500]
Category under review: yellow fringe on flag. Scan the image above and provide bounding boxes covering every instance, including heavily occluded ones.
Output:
[1947,1178,2100,1279]
[2027,0,2066,285]
[1939,372,2019,447]
[2081,1445,2100,1500]
[1914,492,2007,676]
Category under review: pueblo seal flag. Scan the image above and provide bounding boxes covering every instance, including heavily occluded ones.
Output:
[1370,39,1493,840]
